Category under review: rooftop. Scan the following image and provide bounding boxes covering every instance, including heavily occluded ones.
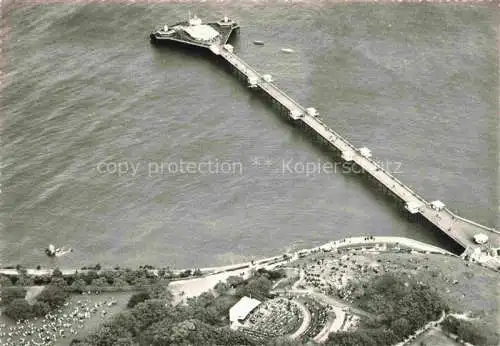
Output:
[183,24,220,42]
[229,296,261,323]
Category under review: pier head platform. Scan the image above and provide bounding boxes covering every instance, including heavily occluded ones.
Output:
[149,17,500,260]
[150,14,239,54]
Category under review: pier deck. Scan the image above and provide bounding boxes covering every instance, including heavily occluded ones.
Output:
[153,27,499,255]
[220,48,499,253]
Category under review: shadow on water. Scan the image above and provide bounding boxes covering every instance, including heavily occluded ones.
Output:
[149,38,465,256]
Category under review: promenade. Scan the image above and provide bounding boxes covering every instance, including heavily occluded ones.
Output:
[0,236,457,280]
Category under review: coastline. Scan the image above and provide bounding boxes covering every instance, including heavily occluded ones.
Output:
[0,236,456,279]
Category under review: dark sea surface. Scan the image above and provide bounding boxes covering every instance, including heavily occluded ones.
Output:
[1,3,498,269]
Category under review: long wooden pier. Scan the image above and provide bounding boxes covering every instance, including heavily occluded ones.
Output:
[151,23,499,256]
[218,47,499,253]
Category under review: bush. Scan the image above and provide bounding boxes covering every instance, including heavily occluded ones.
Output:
[78,270,289,346]
[179,269,192,278]
[3,298,34,321]
[0,275,14,287]
[77,270,99,285]
[33,275,52,286]
[32,301,51,316]
[36,284,69,309]
[70,278,87,293]
[257,268,286,280]
[331,274,446,346]
[0,287,27,306]
[193,269,203,276]
[52,268,63,278]
[127,292,151,308]
[226,275,245,288]
[442,316,499,346]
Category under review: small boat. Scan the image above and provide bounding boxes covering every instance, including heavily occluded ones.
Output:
[281,48,294,53]
[45,244,56,257]
[253,40,264,45]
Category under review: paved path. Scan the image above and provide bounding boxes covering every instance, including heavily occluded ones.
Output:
[396,310,446,346]
[288,299,311,340]
[273,289,374,320]
[313,312,336,343]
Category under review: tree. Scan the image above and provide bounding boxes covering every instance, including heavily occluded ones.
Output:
[214,281,229,296]
[0,287,27,306]
[237,275,272,300]
[266,337,304,346]
[113,277,129,288]
[52,268,63,278]
[3,298,34,321]
[226,275,245,287]
[82,311,139,345]
[32,301,51,317]
[50,277,68,288]
[179,269,192,278]
[33,274,52,286]
[15,275,34,287]
[82,270,99,285]
[71,278,87,293]
[130,299,172,332]
[36,284,69,309]
[84,323,123,346]
[140,318,175,346]
[127,292,150,308]
[391,317,411,338]
[193,268,203,276]
[92,277,109,287]
[111,311,139,337]
[327,331,377,346]
[146,282,173,302]
[0,275,13,287]
[441,316,498,346]
[102,271,117,285]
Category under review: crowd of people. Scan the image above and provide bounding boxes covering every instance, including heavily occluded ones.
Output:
[300,245,394,299]
[245,297,302,337]
[0,294,117,346]
[301,297,330,340]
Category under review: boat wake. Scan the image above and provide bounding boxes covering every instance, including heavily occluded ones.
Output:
[45,244,73,258]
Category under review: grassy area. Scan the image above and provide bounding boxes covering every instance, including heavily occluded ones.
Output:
[53,291,133,346]
[288,249,498,319]
[373,253,498,331]
[280,248,499,345]
[0,291,134,346]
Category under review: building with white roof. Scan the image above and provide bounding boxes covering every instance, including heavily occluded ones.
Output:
[229,296,261,326]
[430,200,445,211]
[405,201,423,214]
[183,24,220,42]
[306,107,318,116]
[342,150,354,162]
[359,147,372,158]
[474,233,488,244]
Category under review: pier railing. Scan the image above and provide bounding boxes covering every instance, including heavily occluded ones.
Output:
[221,48,451,209]
[216,45,498,250]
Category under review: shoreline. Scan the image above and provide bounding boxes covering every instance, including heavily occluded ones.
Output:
[0,236,456,279]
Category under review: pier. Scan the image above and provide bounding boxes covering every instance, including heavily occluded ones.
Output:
[151,17,499,256]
